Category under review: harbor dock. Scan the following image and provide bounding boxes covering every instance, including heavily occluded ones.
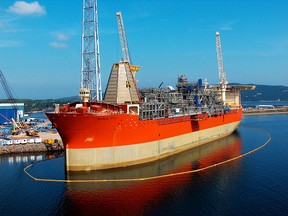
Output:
[0,131,63,155]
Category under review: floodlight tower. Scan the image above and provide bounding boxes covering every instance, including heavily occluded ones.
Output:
[216,32,228,103]
[80,0,102,102]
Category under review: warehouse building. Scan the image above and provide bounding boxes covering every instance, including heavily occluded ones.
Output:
[0,103,24,124]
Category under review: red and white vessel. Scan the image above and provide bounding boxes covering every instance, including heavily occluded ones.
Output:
[46,61,253,171]
[46,6,254,171]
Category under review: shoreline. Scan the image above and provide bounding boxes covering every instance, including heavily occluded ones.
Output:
[0,131,63,155]
[0,142,64,155]
[243,111,288,116]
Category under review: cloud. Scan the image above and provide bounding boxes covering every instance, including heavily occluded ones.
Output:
[49,42,67,49]
[49,32,70,48]
[218,21,238,31]
[53,32,69,41]
[0,18,23,33]
[0,39,21,47]
[7,1,46,16]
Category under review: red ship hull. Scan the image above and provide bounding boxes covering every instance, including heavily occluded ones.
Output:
[46,104,242,171]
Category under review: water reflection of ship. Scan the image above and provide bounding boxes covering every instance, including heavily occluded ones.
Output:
[64,132,242,216]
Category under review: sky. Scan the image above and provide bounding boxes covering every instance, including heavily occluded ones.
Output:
[0,0,287,99]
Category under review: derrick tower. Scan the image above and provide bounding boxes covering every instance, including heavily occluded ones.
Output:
[80,0,102,102]
[216,32,228,103]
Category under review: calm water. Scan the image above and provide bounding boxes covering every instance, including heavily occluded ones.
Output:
[1,114,288,216]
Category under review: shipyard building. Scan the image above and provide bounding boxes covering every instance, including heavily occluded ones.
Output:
[0,103,24,124]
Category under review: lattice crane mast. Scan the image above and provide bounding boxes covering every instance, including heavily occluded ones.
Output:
[116,12,140,77]
[216,32,228,103]
[0,70,19,120]
[0,69,29,132]
[80,0,102,102]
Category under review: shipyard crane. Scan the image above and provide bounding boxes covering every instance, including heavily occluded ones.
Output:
[0,69,28,132]
[116,12,140,77]
[0,70,19,120]
[216,32,228,103]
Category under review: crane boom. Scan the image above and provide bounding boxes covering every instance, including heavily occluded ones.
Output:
[216,32,228,103]
[116,12,140,77]
[0,70,19,118]
[116,12,131,63]
[0,69,30,131]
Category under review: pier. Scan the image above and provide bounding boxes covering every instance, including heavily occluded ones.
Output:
[0,131,63,155]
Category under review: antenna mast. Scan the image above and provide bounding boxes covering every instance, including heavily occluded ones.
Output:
[80,0,102,101]
[216,32,228,103]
